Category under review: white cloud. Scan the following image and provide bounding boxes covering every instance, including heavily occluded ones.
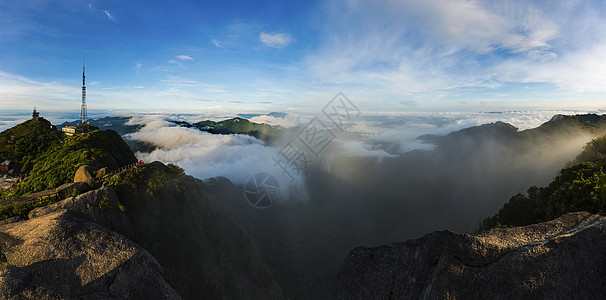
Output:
[176,55,193,61]
[248,114,303,128]
[346,110,601,155]
[306,0,606,100]
[0,71,75,111]
[400,100,417,107]
[115,110,603,203]
[496,42,606,92]
[161,75,200,86]
[335,140,397,159]
[103,10,114,21]
[211,38,225,50]
[124,115,308,200]
[259,32,292,48]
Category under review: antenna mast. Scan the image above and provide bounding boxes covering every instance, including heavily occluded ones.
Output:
[80,58,87,125]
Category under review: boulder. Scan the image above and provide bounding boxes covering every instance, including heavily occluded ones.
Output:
[0,210,180,299]
[55,182,91,199]
[29,187,134,238]
[96,167,108,179]
[74,165,98,183]
[334,212,606,299]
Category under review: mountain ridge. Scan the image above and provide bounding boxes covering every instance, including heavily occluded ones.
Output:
[418,113,606,146]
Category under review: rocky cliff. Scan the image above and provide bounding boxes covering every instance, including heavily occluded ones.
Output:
[106,162,286,299]
[1,118,284,299]
[334,211,606,299]
[0,188,179,299]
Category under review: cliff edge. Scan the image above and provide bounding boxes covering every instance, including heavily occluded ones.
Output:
[334,211,606,299]
[0,188,179,299]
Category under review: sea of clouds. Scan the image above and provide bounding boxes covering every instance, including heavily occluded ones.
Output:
[2,109,604,200]
[107,109,603,201]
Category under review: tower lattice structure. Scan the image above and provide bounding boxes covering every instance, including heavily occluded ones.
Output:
[80,59,87,125]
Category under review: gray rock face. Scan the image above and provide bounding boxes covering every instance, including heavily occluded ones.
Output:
[29,187,134,239]
[0,210,180,299]
[334,212,606,299]
[55,182,91,199]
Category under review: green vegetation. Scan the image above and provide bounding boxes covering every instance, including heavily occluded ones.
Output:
[569,134,606,165]
[98,195,111,210]
[0,196,59,220]
[0,119,63,172]
[194,117,282,142]
[106,163,285,299]
[1,120,137,200]
[1,118,282,298]
[480,135,606,231]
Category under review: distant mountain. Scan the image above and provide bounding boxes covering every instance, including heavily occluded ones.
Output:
[169,117,283,143]
[59,116,283,151]
[418,120,519,145]
[57,116,142,136]
[419,113,606,148]
[237,112,287,119]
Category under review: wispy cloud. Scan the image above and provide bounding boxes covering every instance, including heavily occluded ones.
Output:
[161,75,200,86]
[0,71,76,111]
[211,38,225,50]
[496,43,606,92]
[400,100,417,107]
[305,0,606,103]
[87,3,115,22]
[176,55,194,61]
[259,32,292,48]
[103,10,114,21]
[101,85,145,90]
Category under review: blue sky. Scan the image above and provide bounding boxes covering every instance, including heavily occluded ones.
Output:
[1,0,605,115]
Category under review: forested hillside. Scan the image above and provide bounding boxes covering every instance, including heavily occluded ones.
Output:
[0,121,136,199]
[480,134,606,230]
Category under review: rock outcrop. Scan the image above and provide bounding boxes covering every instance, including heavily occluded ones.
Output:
[0,209,180,299]
[29,187,134,238]
[74,165,98,184]
[334,212,606,299]
[108,162,286,299]
[55,182,92,199]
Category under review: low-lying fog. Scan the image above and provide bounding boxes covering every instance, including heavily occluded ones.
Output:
[126,110,598,226]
